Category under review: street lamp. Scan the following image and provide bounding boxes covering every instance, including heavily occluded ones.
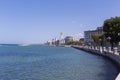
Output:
[91,39,94,49]
[106,36,111,42]
[118,33,120,36]
[99,38,102,50]
[118,32,120,46]
[106,36,111,47]
[99,38,102,46]
[107,36,111,42]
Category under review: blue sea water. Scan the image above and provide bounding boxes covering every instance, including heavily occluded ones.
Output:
[0,44,118,80]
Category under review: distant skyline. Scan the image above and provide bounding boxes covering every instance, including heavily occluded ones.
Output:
[0,0,120,44]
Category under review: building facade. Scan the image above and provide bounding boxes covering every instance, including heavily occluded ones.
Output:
[64,36,74,44]
[84,27,103,45]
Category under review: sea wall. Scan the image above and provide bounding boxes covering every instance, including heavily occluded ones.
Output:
[72,46,120,80]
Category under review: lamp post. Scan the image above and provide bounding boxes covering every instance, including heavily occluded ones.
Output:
[107,36,111,52]
[118,32,120,45]
[99,38,102,46]
[118,32,120,53]
[107,37,111,41]
[99,38,102,53]
[118,33,120,36]
[107,37,111,47]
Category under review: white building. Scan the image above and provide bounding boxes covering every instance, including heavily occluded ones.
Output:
[64,36,74,44]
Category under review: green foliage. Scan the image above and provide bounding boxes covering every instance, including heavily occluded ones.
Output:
[66,40,84,45]
[91,34,103,47]
[91,34,103,43]
[103,16,120,44]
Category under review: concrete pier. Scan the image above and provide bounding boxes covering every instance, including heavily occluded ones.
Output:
[72,45,120,80]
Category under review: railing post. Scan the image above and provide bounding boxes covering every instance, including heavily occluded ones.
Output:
[108,47,111,53]
[95,46,97,50]
[103,47,107,52]
[92,46,94,50]
[99,47,102,53]
[113,47,119,55]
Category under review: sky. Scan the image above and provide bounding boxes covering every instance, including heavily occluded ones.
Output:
[0,0,120,44]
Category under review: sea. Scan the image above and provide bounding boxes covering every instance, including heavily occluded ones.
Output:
[0,44,118,80]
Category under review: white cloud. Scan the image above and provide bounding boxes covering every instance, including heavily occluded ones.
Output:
[72,21,76,23]
[75,33,84,38]
[72,33,84,40]
[79,24,86,27]
[78,33,84,38]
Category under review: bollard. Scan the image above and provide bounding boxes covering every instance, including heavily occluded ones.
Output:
[113,47,119,55]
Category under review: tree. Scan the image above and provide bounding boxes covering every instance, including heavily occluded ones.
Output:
[103,16,120,47]
[66,41,83,45]
[91,34,103,47]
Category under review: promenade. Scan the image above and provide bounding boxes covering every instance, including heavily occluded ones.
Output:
[72,45,120,80]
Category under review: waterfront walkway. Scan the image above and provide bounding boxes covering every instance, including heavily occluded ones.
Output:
[72,45,120,80]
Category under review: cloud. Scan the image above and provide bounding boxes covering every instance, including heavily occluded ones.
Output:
[78,33,84,38]
[71,21,86,27]
[80,24,86,27]
[72,21,76,23]
[75,33,84,38]
[72,33,84,39]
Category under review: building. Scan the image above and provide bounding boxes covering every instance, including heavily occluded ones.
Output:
[96,27,103,34]
[84,31,91,45]
[46,40,52,45]
[64,36,74,44]
[84,27,103,45]
[58,32,65,45]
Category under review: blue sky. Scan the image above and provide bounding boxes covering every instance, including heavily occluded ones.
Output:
[0,0,120,44]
